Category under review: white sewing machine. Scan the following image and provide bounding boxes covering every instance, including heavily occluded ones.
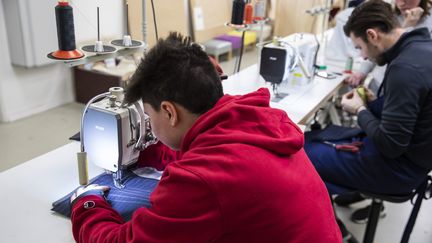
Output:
[259,33,319,99]
[79,87,157,188]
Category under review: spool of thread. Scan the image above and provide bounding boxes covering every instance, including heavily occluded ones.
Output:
[56,1,76,51]
[344,56,353,74]
[48,1,84,60]
[77,152,89,185]
[244,2,254,24]
[109,87,124,101]
[231,0,246,25]
[254,0,266,20]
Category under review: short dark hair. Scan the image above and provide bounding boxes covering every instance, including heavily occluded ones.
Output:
[348,0,365,8]
[344,0,401,42]
[394,0,432,19]
[125,32,224,114]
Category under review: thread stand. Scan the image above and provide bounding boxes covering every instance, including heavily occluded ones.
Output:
[224,22,250,32]
[63,45,146,67]
[111,36,144,49]
[111,3,144,49]
[81,7,118,55]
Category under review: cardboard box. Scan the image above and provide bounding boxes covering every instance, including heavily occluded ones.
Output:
[73,67,125,104]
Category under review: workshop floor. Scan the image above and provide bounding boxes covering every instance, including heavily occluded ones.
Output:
[336,199,432,243]
[0,47,431,243]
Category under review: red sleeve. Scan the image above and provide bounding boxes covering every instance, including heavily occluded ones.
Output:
[71,195,128,243]
[136,142,181,170]
[71,165,222,243]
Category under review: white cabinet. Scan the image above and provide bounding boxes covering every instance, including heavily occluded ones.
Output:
[3,0,58,67]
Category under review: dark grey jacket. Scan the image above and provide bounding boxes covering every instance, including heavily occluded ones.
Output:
[358,28,432,170]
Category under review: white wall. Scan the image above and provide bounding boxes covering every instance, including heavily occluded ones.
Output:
[0,0,125,122]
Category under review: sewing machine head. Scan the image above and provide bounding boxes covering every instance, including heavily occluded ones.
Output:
[260,40,296,85]
[82,87,157,188]
[259,33,318,99]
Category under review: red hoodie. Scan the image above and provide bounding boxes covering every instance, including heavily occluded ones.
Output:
[71,88,341,243]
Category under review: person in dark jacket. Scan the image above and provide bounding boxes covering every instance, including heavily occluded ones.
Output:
[69,32,341,243]
[305,0,432,240]
[332,0,432,226]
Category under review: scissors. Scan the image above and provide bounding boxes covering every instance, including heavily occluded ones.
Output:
[322,141,363,153]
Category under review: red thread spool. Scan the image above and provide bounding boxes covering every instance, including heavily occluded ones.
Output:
[244,3,254,24]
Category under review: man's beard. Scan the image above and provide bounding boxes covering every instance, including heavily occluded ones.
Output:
[368,43,387,66]
[375,53,387,66]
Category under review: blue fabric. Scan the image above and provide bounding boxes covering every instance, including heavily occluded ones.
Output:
[305,124,364,142]
[52,171,159,221]
[304,134,428,195]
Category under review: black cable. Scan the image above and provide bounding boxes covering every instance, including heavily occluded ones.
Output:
[150,0,159,41]
[236,30,246,73]
[97,7,100,41]
[313,34,320,74]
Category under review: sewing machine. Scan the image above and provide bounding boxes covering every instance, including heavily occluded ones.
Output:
[259,33,318,99]
[79,87,158,188]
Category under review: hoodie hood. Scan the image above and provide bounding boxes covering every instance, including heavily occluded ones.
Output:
[181,88,304,156]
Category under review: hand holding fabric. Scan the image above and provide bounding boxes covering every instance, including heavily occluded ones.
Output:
[364,87,376,103]
[70,184,110,206]
[344,72,366,87]
[341,90,366,114]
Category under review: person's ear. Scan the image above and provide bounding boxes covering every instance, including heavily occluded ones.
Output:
[366,28,378,43]
[160,101,178,127]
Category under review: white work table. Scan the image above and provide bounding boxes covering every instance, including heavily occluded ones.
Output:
[223,64,344,124]
[0,142,100,243]
[0,64,344,243]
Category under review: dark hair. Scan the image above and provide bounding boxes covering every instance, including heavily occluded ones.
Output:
[124,32,224,114]
[344,0,401,42]
[348,0,365,8]
[394,0,432,19]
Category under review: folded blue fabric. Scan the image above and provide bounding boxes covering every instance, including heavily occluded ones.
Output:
[51,170,159,221]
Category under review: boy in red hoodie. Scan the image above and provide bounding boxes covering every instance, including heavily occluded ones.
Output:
[70,32,341,243]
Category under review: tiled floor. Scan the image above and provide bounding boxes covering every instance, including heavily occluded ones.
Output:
[1,47,431,242]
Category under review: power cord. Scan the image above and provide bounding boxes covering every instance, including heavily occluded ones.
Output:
[150,0,158,41]
[236,31,246,73]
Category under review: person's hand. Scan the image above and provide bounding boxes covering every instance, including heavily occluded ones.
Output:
[363,87,376,103]
[70,184,110,206]
[344,72,366,87]
[402,7,424,28]
[341,90,366,114]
